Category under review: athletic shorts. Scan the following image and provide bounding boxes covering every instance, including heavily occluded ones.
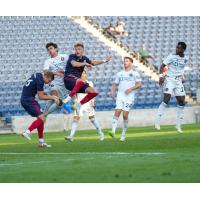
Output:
[50,81,69,99]
[163,76,186,96]
[21,97,43,117]
[74,105,95,117]
[115,95,134,112]
[64,77,90,93]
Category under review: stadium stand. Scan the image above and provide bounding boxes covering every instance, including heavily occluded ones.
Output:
[0,16,198,124]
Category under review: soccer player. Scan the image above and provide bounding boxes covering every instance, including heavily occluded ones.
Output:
[109,57,142,141]
[155,42,189,133]
[62,42,111,115]
[20,71,60,147]
[64,71,104,142]
[43,42,68,116]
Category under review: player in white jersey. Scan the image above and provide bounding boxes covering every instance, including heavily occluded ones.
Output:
[155,42,189,133]
[108,57,142,141]
[64,71,104,142]
[43,42,68,116]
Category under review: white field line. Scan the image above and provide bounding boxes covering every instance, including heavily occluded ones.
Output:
[0,152,166,155]
[0,157,95,166]
[0,152,167,166]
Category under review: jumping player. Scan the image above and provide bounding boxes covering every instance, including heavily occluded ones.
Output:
[109,57,142,141]
[20,71,60,147]
[155,42,189,133]
[43,42,68,116]
[64,71,104,142]
[62,42,111,115]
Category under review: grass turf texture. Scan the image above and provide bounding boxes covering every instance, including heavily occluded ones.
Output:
[0,124,200,183]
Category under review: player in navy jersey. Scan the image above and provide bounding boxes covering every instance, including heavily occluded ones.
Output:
[63,42,111,115]
[20,71,60,147]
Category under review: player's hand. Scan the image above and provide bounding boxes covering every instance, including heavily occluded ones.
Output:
[105,55,112,63]
[159,77,165,86]
[85,63,92,68]
[125,88,133,95]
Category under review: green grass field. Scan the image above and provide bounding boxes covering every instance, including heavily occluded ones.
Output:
[0,124,200,183]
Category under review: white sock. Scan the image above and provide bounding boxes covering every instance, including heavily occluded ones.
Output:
[90,119,102,135]
[112,116,119,134]
[63,96,72,103]
[45,103,60,116]
[70,120,78,138]
[39,138,44,143]
[176,105,184,128]
[122,120,128,136]
[155,102,167,124]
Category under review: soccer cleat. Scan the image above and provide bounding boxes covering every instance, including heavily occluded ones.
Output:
[20,132,31,140]
[108,130,115,138]
[38,142,52,148]
[99,132,105,141]
[176,126,183,134]
[120,135,126,141]
[155,123,161,130]
[64,136,74,142]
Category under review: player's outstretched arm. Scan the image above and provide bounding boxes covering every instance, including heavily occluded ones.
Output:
[37,91,61,105]
[91,55,112,66]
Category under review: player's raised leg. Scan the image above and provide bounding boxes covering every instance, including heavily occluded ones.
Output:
[155,93,171,130]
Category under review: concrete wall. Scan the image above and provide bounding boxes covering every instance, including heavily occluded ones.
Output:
[11,106,200,133]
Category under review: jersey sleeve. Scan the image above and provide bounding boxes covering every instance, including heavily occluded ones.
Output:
[114,72,120,84]
[43,59,50,70]
[134,71,142,82]
[163,54,173,65]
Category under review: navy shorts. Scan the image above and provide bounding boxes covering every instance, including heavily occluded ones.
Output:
[21,97,43,117]
[64,77,90,93]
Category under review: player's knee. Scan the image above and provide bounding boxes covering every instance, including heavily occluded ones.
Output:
[38,114,46,123]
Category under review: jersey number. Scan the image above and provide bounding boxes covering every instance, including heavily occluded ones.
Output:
[25,79,33,87]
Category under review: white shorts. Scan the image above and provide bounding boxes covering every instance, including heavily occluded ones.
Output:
[50,81,69,99]
[74,105,95,117]
[115,96,134,112]
[163,76,185,96]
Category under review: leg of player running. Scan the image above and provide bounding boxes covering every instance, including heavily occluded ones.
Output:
[120,111,129,141]
[175,96,185,133]
[65,116,80,142]
[63,79,86,103]
[109,109,122,138]
[155,93,171,130]
[89,116,104,141]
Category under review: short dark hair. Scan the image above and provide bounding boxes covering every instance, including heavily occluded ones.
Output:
[74,42,84,49]
[44,70,54,80]
[46,42,58,50]
[124,56,133,63]
[178,42,187,50]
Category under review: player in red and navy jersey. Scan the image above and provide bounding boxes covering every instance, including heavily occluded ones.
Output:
[62,42,111,115]
[20,71,60,147]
